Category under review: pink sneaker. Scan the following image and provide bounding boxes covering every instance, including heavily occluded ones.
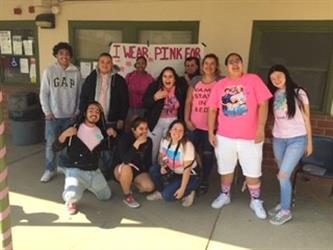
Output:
[66,202,77,215]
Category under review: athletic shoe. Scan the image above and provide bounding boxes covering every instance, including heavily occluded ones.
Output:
[211,193,231,209]
[40,170,56,183]
[250,199,267,219]
[197,183,209,195]
[146,191,163,201]
[57,166,66,175]
[269,210,292,225]
[123,194,140,208]
[66,202,77,215]
[182,191,195,207]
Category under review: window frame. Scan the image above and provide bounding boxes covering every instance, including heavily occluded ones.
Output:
[248,20,333,114]
[0,20,40,85]
[68,20,199,65]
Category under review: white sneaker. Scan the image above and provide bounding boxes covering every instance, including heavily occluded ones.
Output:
[40,170,56,183]
[146,191,163,201]
[57,166,65,175]
[182,191,195,207]
[250,199,267,219]
[211,193,231,209]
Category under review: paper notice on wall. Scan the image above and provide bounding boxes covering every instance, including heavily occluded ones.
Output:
[80,62,91,78]
[23,40,33,56]
[13,35,23,55]
[30,58,37,84]
[19,58,29,73]
[0,31,12,54]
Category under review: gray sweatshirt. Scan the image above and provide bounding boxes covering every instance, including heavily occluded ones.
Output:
[40,62,82,118]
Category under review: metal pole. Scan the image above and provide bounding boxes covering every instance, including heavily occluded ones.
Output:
[0,91,12,250]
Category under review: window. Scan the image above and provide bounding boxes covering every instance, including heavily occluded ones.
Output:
[76,29,122,59]
[139,30,193,44]
[248,21,333,113]
[0,21,39,85]
[69,21,199,67]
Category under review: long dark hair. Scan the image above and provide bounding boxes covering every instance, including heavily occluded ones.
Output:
[156,66,180,89]
[165,119,188,146]
[77,101,107,136]
[267,64,308,118]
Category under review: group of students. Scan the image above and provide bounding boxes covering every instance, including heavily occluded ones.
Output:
[39,42,312,226]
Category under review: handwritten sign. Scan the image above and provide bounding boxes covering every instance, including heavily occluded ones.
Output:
[110,43,204,78]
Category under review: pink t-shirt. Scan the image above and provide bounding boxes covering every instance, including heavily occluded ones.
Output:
[190,80,216,131]
[160,87,180,118]
[273,89,309,138]
[207,73,272,139]
[77,123,104,151]
[125,70,154,108]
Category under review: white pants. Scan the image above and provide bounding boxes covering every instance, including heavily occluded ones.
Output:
[62,168,111,203]
[215,135,263,178]
[149,117,177,164]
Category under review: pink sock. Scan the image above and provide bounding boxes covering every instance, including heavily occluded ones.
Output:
[247,183,261,200]
[221,184,231,196]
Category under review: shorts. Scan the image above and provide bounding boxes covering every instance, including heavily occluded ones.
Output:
[112,163,146,182]
[214,135,263,178]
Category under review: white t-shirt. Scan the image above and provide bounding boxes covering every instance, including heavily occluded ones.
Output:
[159,139,197,174]
[273,88,309,138]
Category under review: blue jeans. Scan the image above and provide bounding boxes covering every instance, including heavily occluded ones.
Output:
[149,165,200,201]
[188,129,215,183]
[45,118,72,171]
[273,135,307,210]
[100,150,114,172]
[63,168,111,203]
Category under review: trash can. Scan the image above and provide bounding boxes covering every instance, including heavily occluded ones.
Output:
[8,92,44,146]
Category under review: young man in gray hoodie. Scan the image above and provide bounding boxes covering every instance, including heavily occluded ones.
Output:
[40,42,82,182]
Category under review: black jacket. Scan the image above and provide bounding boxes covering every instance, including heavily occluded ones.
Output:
[79,70,129,124]
[113,132,152,172]
[143,81,188,131]
[53,119,114,171]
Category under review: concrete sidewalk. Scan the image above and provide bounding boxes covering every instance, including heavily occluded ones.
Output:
[5,135,333,250]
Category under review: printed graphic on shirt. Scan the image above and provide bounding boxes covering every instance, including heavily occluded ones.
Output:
[193,87,211,113]
[161,145,182,170]
[162,96,180,116]
[53,77,75,88]
[274,91,288,119]
[96,132,103,141]
[221,85,248,117]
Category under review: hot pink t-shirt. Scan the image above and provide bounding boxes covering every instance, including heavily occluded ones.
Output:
[190,80,216,131]
[273,88,309,138]
[77,123,104,151]
[125,70,154,108]
[207,73,272,139]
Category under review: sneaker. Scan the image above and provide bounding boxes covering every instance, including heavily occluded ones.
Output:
[250,199,267,219]
[211,193,231,209]
[197,183,209,195]
[40,170,56,182]
[269,210,292,225]
[66,202,77,215]
[146,191,163,201]
[182,191,195,207]
[123,194,140,208]
[57,166,65,175]
[268,204,282,216]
